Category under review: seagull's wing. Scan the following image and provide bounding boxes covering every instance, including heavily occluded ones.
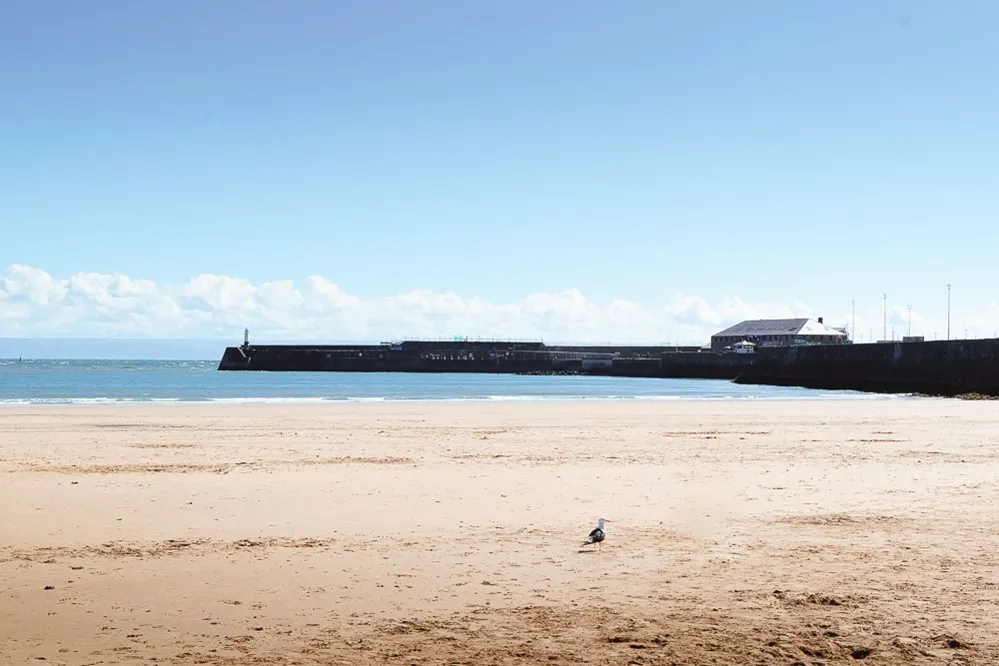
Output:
[582,527,605,544]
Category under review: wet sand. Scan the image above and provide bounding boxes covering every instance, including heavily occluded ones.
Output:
[2,399,998,664]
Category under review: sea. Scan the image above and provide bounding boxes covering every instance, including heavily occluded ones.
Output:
[0,359,897,405]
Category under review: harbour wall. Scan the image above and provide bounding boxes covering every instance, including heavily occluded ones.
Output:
[734,338,999,396]
[218,338,999,395]
[217,342,746,379]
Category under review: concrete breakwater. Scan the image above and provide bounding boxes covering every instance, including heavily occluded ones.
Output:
[216,340,750,379]
[217,338,999,396]
[735,338,999,397]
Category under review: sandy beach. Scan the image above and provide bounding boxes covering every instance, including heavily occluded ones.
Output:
[2,399,998,665]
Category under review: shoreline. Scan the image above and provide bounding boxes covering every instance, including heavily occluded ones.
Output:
[0,391,913,407]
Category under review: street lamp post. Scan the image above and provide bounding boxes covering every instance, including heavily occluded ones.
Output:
[883,293,887,342]
[907,304,912,337]
[947,284,952,340]
[852,300,855,342]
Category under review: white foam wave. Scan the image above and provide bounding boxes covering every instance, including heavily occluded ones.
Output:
[205,397,333,405]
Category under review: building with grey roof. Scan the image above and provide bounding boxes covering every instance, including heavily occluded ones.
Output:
[711,317,848,351]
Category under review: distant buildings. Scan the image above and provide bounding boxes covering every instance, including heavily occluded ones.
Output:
[711,318,848,352]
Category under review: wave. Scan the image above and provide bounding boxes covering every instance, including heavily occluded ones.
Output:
[0,397,185,406]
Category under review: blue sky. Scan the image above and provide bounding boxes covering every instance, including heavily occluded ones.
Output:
[2,1,998,345]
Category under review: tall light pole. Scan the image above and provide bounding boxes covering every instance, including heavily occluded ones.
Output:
[947,284,952,340]
[852,300,856,342]
[883,293,887,342]
[907,304,912,337]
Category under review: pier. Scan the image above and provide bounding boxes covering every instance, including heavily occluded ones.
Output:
[217,333,999,397]
[216,338,747,378]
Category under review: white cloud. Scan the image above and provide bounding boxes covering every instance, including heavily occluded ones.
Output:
[1,264,996,344]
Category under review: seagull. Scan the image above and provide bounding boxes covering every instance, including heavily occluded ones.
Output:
[581,518,611,550]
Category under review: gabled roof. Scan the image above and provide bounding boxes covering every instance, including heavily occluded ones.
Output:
[796,319,848,336]
[713,318,847,339]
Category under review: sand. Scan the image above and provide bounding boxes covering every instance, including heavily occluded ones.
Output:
[1,399,998,665]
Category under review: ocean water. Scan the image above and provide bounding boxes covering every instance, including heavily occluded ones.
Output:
[0,359,893,405]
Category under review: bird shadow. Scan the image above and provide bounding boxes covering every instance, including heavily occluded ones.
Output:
[576,549,601,555]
